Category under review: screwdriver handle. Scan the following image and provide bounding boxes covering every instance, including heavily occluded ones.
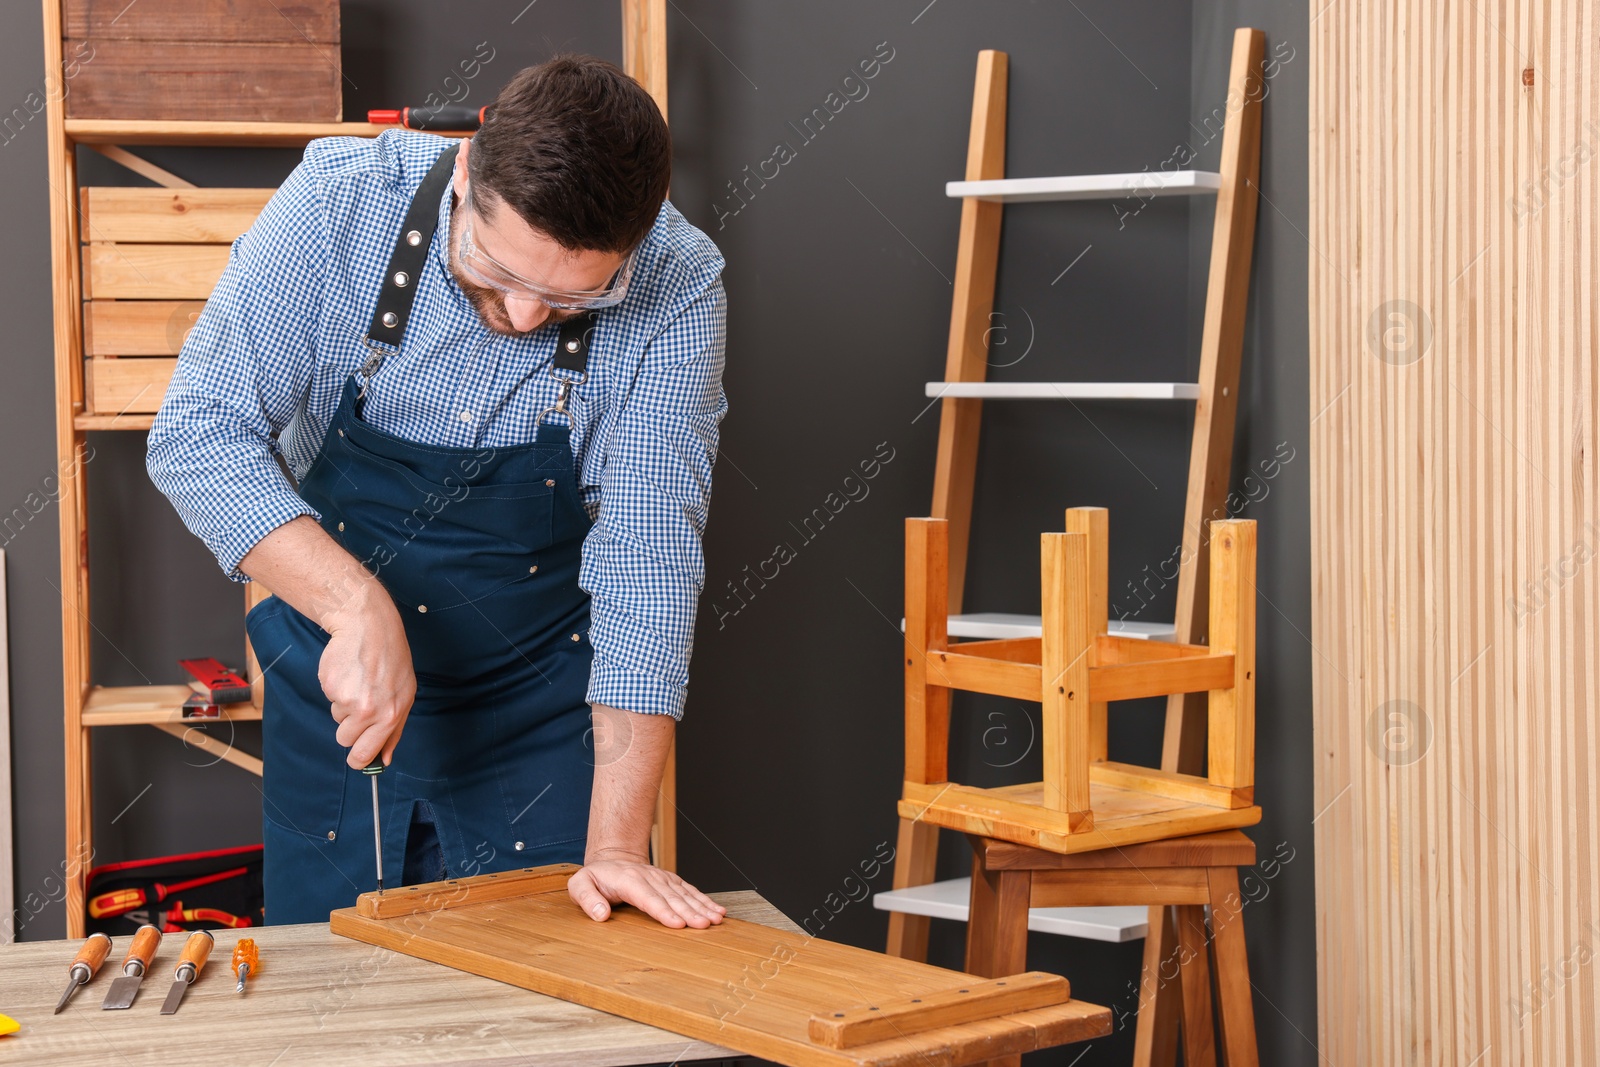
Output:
[122,924,161,976]
[70,932,112,978]
[362,758,384,775]
[231,937,260,977]
[175,930,214,978]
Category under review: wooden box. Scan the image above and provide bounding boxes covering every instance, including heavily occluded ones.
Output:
[63,0,342,122]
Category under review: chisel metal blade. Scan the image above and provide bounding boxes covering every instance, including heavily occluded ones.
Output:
[158,978,189,1015]
[101,925,161,1010]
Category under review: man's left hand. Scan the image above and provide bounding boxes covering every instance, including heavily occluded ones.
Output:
[568,852,728,928]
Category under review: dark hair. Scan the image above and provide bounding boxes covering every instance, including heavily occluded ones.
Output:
[468,54,670,254]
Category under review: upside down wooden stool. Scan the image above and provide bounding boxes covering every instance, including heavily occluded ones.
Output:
[964,830,1259,1067]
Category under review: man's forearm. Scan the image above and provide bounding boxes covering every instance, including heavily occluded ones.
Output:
[239,514,386,629]
[586,704,675,862]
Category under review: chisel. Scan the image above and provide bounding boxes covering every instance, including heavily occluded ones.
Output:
[158,931,214,1015]
[100,924,161,1010]
[363,758,385,894]
[53,932,112,1014]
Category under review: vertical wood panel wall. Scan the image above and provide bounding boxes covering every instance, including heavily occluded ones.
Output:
[1311,2,1599,1063]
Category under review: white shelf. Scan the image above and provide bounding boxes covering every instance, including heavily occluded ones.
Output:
[949,613,1175,642]
[925,382,1201,401]
[946,170,1222,203]
[874,878,1149,943]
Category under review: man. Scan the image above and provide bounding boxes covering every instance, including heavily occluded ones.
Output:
[147,54,728,930]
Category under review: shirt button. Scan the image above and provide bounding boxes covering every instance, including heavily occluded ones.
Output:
[460,411,473,422]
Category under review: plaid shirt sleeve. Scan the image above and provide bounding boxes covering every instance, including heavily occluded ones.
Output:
[580,278,729,720]
[145,156,329,581]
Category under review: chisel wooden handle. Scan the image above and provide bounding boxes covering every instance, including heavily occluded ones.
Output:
[122,925,161,976]
[71,932,112,977]
[175,931,213,977]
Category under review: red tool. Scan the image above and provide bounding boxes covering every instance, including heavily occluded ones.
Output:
[163,900,253,929]
[87,866,250,920]
[179,658,251,704]
[368,105,487,131]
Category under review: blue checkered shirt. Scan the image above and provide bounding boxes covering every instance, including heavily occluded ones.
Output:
[147,130,728,720]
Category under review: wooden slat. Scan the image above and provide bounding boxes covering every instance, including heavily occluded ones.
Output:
[64,0,340,41]
[86,356,175,415]
[84,300,204,356]
[65,119,464,146]
[930,650,1040,701]
[84,144,195,189]
[82,245,228,299]
[1095,634,1209,663]
[808,973,1071,1049]
[354,865,580,919]
[1087,654,1235,704]
[81,187,272,243]
[973,829,1257,871]
[1089,761,1251,809]
[1028,869,1210,908]
[82,684,263,727]
[1205,520,1255,790]
[904,519,950,784]
[930,50,1007,613]
[620,0,668,118]
[152,721,263,777]
[1040,532,1091,817]
[1163,27,1266,777]
[948,636,1042,663]
[63,40,341,123]
[332,870,1111,1067]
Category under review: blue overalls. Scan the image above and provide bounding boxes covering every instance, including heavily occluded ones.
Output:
[245,143,598,924]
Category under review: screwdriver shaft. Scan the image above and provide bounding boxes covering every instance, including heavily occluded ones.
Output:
[371,773,384,894]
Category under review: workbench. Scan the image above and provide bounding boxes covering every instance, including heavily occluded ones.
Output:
[0,890,785,1066]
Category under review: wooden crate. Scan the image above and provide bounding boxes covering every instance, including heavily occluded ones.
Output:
[79,187,271,417]
[63,0,341,122]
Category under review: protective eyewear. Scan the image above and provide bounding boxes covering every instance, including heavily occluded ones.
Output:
[456,200,637,310]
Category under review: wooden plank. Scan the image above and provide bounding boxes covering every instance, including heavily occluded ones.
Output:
[1040,532,1091,817]
[84,145,195,189]
[331,871,1110,1067]
[620,0,668,118]
[84,300,205,356]
[66,119,464,146]
[353,865,580,919]
[1205,520,1255,790]
[809,973,1071,1049]
[1089,761,1252,809]
[63,40,341,123]
[1087,654,1235,703]
[1206,867,1259,1065]
[87,357,176,415]
[1028,869,1210,908]
[82,245,228,299]
[151,721,263,777]
[64,0,339,41]
[1096,634,1210,663]
[930,50,1007,613]
[948,636,1041,663]
[1163,27,1265,778]
[82,684,263,727]
[885,817,940,961]
[81,188,272,244]
[974,829,1257,872]
[1065,508,1110,763]
[930,650,1040,701]
[1173,906,1216,1066]
[903,519,950,784]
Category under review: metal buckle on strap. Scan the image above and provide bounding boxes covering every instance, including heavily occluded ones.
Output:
[535,367,588,428]
[356,338,392,400]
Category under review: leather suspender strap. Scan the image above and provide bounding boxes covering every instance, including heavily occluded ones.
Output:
[365,142,461,347]
[553,311,599,373]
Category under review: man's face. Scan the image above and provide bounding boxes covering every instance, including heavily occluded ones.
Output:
[446,190,626,337]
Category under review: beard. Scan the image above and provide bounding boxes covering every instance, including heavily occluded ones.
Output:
[446,199,582,338]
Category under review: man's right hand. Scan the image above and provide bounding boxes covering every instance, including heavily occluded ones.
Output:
[320,579,417,768]
[239,515,418,768]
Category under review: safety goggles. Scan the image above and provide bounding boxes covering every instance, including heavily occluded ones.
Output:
[455,196,638,310]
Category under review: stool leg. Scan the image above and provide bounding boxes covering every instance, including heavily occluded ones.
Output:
[886,818,940,960]
[1174,903,1217,1067]
[1133,905,1182,1067]
[966,855,1031,1067]
[1207,867,1259,1067]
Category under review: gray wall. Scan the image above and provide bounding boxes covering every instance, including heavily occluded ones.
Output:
[3,1,1314,1061]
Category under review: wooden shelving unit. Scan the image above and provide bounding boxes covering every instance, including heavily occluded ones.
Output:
[42,0,675,938]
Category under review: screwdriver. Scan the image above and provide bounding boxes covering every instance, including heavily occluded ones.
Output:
[231,938,260,994]
[363,758,385,894]
[53,932,112,1013]
[159,931,214,1015]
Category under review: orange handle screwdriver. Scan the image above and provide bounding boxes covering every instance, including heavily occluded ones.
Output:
[231,937,260,994]
[53,932,112,1013]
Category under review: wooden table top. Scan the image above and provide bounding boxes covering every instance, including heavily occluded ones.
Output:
[0,890,794,1066]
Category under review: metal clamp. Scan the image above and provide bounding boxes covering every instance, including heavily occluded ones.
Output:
[534,367,588,428]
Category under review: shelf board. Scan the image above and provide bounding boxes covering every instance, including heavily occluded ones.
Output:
[874,878,1149,942]
[75,412,154,431]
[926,382,1201,401]
[82,685,262,727]
[950,613,1176,642]
[947,170,1223,203]
[64,119,469,148]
